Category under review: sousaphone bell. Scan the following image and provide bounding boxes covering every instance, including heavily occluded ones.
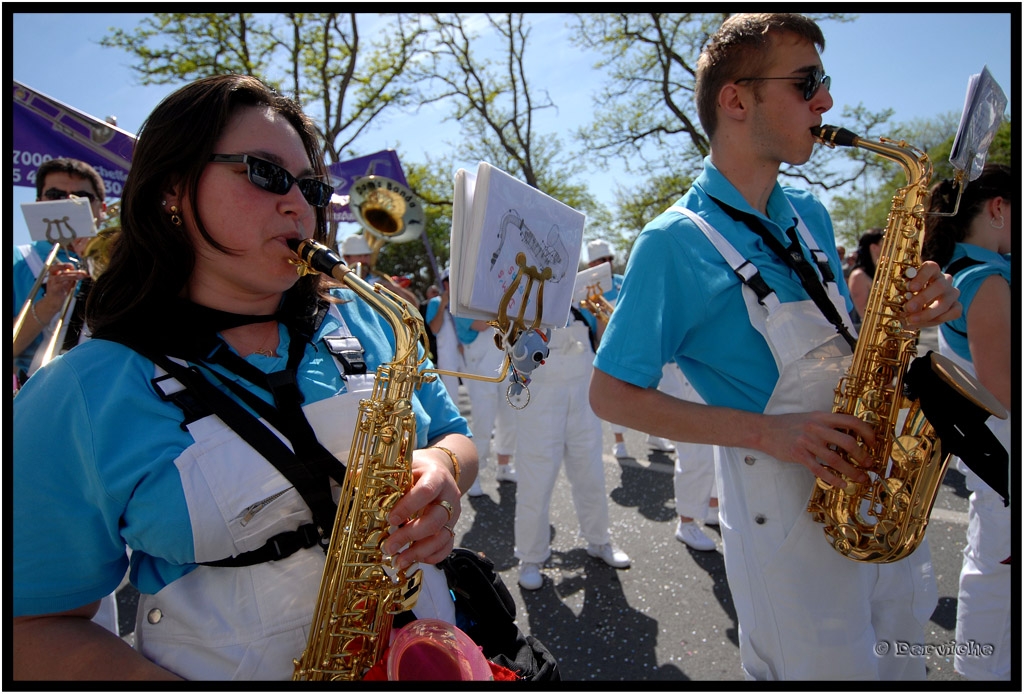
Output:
[348,175,425,268]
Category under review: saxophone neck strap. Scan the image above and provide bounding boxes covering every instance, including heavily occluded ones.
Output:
[116,335,343,564]
[709,195,857,350]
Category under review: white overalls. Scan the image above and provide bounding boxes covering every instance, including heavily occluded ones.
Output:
[673,207,937,680]
[938,330,1012,681]
[433,308,462,403]
[513,322,612,563]
[134,306,454,680]
[660,362,718,519]
[459,330,505,471]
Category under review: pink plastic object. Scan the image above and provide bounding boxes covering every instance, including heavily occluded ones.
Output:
[387,618,493,681]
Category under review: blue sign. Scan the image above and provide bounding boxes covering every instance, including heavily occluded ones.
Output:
[327,150,408,224]
[13,80,135,198]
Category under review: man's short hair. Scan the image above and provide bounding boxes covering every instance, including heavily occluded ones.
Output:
[35,158,106,201]
[695,13,825,140]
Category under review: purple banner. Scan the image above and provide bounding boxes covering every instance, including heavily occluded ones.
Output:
[13,80,135,198]
[327,150,408,223]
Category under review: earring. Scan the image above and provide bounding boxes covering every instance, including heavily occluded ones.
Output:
[991,214,1005,230]
[162,200,167,207]
[170,205,182,227]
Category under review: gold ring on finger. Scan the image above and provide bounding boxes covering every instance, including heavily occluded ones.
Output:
[437,499,454,522]
[442,524,456,539]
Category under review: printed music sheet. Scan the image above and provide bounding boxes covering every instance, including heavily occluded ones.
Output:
[450,162,585,330]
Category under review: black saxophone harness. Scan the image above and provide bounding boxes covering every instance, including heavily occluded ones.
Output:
[103,299,367,567]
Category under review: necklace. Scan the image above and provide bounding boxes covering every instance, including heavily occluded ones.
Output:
[245,322,279,358]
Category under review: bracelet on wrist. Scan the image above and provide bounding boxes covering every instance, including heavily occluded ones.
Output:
[30,301,48,329]
[429,445,460,485]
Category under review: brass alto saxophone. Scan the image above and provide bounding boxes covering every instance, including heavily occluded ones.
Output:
[288,237,430,680]
[806,125,1001,563]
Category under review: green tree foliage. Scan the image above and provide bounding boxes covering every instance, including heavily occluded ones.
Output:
[100,13,427,165]
[567,12,886,242]
[828,115,1012,248]
[406,13,608,239]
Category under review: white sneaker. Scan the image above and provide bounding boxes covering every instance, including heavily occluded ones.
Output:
[612,442,629,459]
[467,479,485,497]
[675,520,716,551]
[705,506,720,527]
[495,465,518,483]
[647,435,676,453]
[586,542,631,569]
[517,562,544,590]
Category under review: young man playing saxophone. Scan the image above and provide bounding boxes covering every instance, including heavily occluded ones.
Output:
[590,13,961,680]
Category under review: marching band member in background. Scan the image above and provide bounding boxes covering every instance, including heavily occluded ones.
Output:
[13,158,104,384]
[923,163,1012,681]
[581,239,675,459]
[340,231,420,305]
[512,300,631,591]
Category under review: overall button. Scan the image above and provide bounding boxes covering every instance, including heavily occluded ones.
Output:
[147,608,163,624]
[744,455,757,465]
[754,514,766,525]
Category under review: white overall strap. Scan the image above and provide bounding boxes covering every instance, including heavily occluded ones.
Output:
[668,205,781,311]
[19,243,45,278]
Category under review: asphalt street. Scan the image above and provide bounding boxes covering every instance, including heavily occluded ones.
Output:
[111,327,998,683]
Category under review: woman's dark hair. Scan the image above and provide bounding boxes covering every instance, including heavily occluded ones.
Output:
[922,163,1012,268]
[87,74,330,337]
[852,228,884,279]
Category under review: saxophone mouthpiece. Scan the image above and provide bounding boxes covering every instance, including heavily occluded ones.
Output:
[812,124,860,148]
[286,237,302,252]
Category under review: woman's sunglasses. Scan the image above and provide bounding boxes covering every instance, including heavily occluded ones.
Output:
[209,154,335,208]
[735,67,831,102]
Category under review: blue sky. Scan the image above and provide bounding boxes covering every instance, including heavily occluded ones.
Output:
[10,11,1014,248]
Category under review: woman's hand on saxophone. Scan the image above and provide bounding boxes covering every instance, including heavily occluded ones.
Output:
[901,261,962,328]
[382,434,478,570]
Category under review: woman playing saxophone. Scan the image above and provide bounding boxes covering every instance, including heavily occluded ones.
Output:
[12,74,477,681]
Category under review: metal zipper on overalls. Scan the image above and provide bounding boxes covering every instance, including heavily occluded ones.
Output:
[236,489,290,526]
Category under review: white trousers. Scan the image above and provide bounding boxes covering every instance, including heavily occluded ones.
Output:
[660,363,718,518]
[460,336,504,470]
[954,413,1012,681]
[513,331,611,563]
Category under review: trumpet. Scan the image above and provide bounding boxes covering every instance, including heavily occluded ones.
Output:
[579,284,614,326]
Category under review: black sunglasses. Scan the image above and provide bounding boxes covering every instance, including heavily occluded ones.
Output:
[43,188,98,203]
[209,154,334,208]
[735,67,831,102]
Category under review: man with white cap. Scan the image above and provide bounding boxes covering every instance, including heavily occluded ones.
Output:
[580,239,676,458]
[340,232,419,305]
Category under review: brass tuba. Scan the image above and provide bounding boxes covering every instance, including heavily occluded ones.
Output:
[349,174,425,274]
[806,126,1005,563]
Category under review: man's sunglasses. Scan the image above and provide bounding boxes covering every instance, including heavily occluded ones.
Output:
[735,67,831,102]
[43,188,98,203]
[209,154,335,208]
